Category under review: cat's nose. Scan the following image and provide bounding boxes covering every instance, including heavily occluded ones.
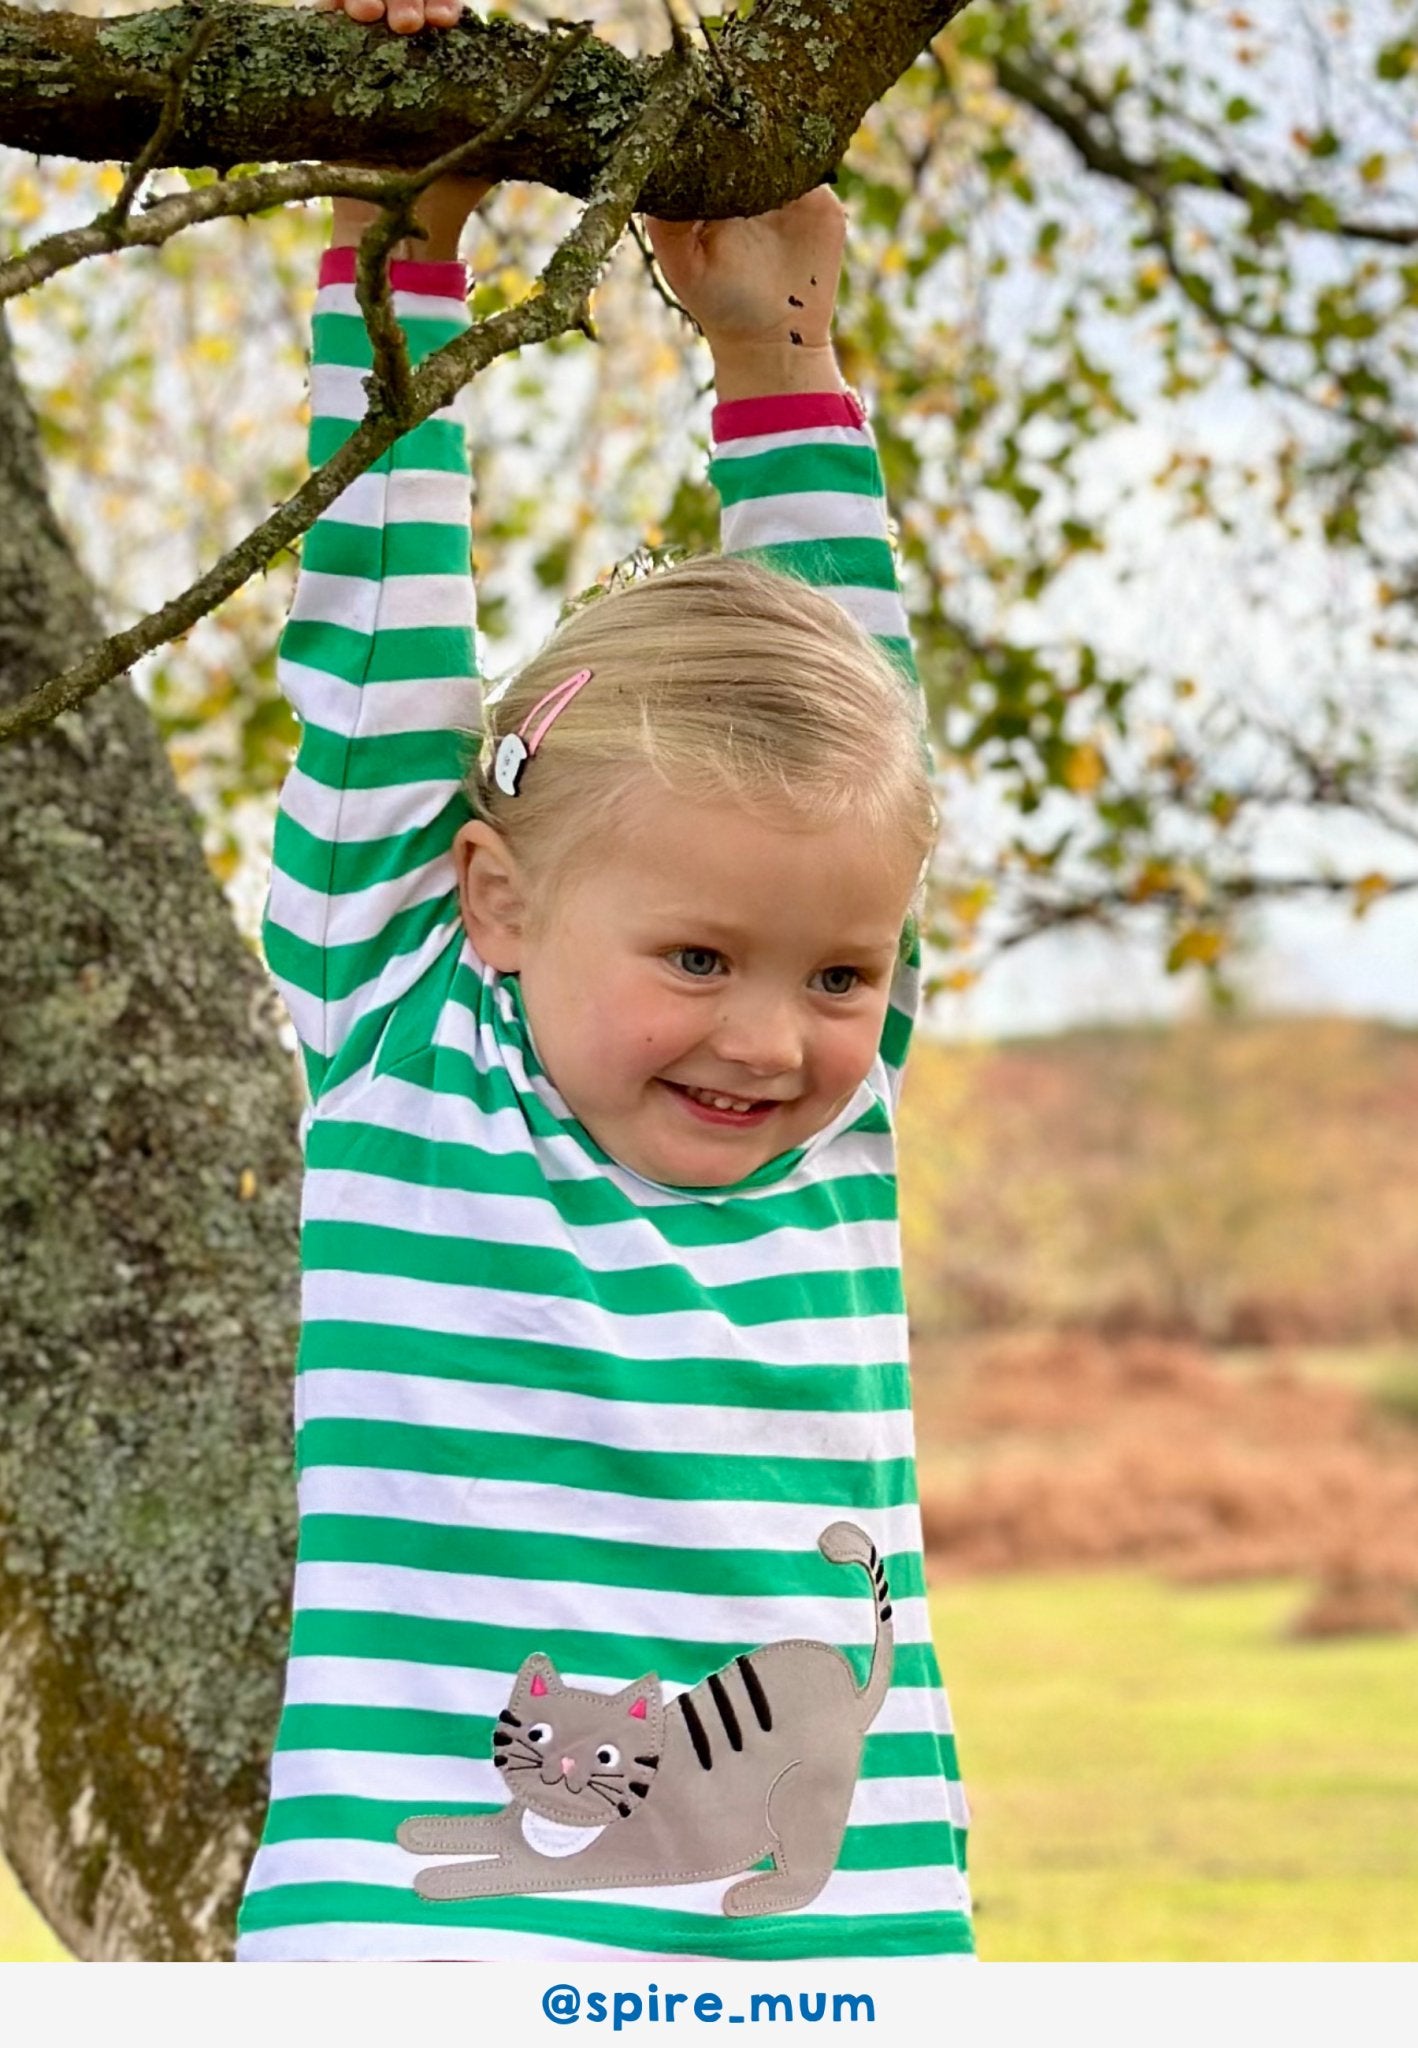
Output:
[560,1756,576,1777]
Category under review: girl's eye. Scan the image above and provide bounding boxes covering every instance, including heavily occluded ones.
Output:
[816,966,863,997]
[595,1744,621,1769]
[527,1723,553,1745]
[670,947,724,979]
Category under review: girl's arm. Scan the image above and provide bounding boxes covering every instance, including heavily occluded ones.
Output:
[650,197,924,1091]
[262,182,488,1105]
[648,193,918,692]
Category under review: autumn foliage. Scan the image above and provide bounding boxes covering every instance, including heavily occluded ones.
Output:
[900,1017,1418,1344]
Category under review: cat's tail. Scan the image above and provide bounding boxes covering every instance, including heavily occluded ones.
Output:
[818,1521,894,1728]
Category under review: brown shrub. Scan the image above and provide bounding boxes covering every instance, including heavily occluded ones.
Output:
[916,1332,1418,1634]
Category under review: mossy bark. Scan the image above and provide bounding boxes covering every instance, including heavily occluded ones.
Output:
[0,308,301,1959]
[0,0,972,218]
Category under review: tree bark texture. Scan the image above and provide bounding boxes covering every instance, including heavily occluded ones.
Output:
[0,0,972,217]
[0,306,302,1959]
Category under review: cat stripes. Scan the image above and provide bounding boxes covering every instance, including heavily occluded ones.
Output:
[237,248,973,1964]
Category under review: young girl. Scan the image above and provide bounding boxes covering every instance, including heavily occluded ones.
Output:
[237,0,972,1964]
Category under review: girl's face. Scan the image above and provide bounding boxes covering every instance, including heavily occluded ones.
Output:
[457,785,921,1190]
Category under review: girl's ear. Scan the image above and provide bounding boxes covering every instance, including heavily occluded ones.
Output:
[453,820,531,971]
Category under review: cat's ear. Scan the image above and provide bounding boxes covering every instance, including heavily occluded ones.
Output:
[515,1652,563,1702]
[615,1673,662,1721]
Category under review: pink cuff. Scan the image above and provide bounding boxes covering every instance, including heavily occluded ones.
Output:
[711,389,867,443]
[319,243,469,300]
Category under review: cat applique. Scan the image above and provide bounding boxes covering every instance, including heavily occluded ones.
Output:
[397,1521,894,1919]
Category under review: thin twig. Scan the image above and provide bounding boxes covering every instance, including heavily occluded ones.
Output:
[682,0,734,88]
[0,35,700,746]
[628,213,700,331]
[352,21,594,416]
[108,11,219,231]
[353,198,421,419]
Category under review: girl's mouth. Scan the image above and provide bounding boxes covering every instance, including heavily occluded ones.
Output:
[658,1080,779,1129]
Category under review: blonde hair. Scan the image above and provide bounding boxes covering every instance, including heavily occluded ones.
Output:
[469,555,937,926]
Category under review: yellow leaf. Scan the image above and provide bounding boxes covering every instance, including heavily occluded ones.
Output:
[96,165,124,200]
[1353,872,1390,918]
[1063,740,1105,793]
[238,1167,258,1201]
[1166,925,1226,972]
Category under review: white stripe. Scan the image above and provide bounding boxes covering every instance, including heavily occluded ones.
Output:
[241,1837,969,1922]
[711,424,874,461]
[277,661,479,742]
[721,488,888,546]
[311,360,466,427]
[303,1167,900,1290]
[289,568,474,635]
[309,1062,897,1205]
[316,281,469,325]
[298,1271,907,1370]
[269,855,453,952]
[272,916,462,1061]
[296,1467,925,1563]
[291,1558,930,1650]
[299,1368,914,1463]
[315,466,471,530]
[276,762,464,848]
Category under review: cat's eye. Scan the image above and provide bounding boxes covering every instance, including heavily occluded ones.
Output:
[595,1744,621,1769]
[527,1722,553,1746]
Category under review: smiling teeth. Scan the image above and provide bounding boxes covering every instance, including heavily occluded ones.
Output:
[683,1086,759,1114]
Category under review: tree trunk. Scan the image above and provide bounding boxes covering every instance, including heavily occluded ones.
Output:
[0,307,301,1959]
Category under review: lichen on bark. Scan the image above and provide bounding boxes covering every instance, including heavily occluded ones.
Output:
[0,305,301,1958]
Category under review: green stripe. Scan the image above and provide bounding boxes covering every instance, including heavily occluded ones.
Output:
[275,1692,949,1774]
[710,442,883,507]
[880,998,912,1075]
[273,796,468,899]
[297,1516,927,1601]
[879,632,918,681]
[296,1320,909,1413]
[301,1219,904,1324]
[253,1796,950,1876]
[306,1106,898,1233]
[264,891,456,1007]
[730,535,900,593]
[313,308,466,369]
[237,1881,973,1957]
[281,623,476,699]
[300,519,472,580]
[309,412,467,473]
[291,718,471,791]
[295,1417,918,1509]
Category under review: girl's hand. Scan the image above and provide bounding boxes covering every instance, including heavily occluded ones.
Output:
[644,188,847,399]
[315,0,491,259]
[316,0,462,30]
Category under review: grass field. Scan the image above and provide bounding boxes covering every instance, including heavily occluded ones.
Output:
[4,1572,1416,1962]
[936,1573,1418,1961]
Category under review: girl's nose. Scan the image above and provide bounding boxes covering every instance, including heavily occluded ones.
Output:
[712,997,802,1077]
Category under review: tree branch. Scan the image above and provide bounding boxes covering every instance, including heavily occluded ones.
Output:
[0,31,702,746]
[0,0,973,218]
[995,49,1418,249]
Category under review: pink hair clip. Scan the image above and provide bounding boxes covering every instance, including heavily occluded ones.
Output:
[492,667,595,798]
